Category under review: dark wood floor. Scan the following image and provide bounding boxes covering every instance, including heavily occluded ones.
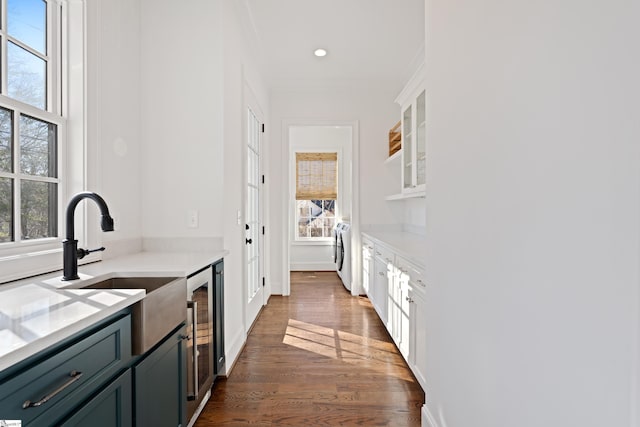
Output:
[195,271,424,426]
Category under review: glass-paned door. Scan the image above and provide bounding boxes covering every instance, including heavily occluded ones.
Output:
[245,106,263,330]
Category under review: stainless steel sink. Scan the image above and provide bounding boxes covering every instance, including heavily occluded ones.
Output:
[81,276,187,355]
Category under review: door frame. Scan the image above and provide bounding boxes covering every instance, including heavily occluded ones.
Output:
[281,119,361,296]
[243,82,266,333]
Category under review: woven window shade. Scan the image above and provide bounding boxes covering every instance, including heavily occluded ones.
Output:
[295,152,338,200]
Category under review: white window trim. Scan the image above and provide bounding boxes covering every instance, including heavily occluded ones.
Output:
[0,0,97,284]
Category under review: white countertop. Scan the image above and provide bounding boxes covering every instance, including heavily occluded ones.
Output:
[361,231,425,267]
[0,249,227,373]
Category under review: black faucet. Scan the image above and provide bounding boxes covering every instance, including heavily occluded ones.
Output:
[62,192,114,281]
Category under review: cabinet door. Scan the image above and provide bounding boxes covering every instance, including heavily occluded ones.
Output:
[409,286,427,391]
[400,88,427,194]
[373,257,389,325]
[402,105,414,190]
[415,90,426,188]
[60,369,132,427]
[134,326,186,427]
[398,276,411,359]
[387,269,403,346]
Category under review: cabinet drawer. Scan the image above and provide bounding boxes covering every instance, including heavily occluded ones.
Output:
[361,237,374,252]
[0,314,132,426]
[395,255,425,289]
[373,243,395,265]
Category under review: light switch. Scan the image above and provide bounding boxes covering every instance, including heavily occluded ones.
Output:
[237,210,241,225]
[188,210,199,228]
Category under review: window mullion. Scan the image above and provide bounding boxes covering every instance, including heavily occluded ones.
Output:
[5,36,49,63]
[12,109,20,242]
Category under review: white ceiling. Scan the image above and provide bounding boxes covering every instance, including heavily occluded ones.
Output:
[241,0,425,91]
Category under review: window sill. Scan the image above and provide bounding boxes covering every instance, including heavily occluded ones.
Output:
[0,247,103,284]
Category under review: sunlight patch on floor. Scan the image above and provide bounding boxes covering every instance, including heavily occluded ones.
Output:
[282,318,416,382]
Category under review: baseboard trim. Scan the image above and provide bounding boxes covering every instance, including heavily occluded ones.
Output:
[224,328,246,376]
[290,262,335,271]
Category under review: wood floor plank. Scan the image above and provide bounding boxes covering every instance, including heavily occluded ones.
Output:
[195,272,424,426]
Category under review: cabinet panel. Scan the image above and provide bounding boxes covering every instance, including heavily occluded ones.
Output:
[409,286,427,391]
[398,276,411,359]
[60,369,132,427]
[372,256,389,325]
[362,238,374,296]
[0,314,131,426]
[387,268,402,346]
[134,326,186,427]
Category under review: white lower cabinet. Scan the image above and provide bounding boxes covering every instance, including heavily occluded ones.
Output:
[362,233,426,391]
[409,283,427,390]
[372,254,389,325]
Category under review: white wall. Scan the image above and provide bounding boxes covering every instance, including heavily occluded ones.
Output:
[268,86,401,294]
[88,0,269,373]
[139,0,224,240]
[403,198,426,232]
[423,1,640,426]
[135,0,270,371]
[220,0,270,365]
[91,0,142,248]
[289,125,351,271]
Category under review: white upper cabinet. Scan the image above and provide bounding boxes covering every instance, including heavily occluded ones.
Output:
[395,62,426,195]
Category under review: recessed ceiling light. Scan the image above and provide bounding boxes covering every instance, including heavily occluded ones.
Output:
[314,48,328,57]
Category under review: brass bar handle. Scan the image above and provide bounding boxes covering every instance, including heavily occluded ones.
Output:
[23,370,83,409]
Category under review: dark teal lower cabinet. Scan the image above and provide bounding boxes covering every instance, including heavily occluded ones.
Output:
[134,326,186,427]
[0,313,132,427]
[0,312,186,427]
[60,369,132,427]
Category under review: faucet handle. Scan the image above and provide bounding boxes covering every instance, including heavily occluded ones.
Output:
[77,247,106,260]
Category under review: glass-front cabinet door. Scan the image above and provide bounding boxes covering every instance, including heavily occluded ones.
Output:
[400,88,426,193]
[402,105,413,190]
[416,90,426,187]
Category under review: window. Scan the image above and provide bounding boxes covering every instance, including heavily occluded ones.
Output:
[296,199,335,239]
[295,152,337,240]
[0,0,64,247]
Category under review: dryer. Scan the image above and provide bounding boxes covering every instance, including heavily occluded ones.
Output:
[334,222,352,291]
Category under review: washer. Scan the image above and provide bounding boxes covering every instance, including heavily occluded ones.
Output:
[334,222,352,291]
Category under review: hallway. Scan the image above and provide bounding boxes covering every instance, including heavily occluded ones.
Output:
[196,271,424,426]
